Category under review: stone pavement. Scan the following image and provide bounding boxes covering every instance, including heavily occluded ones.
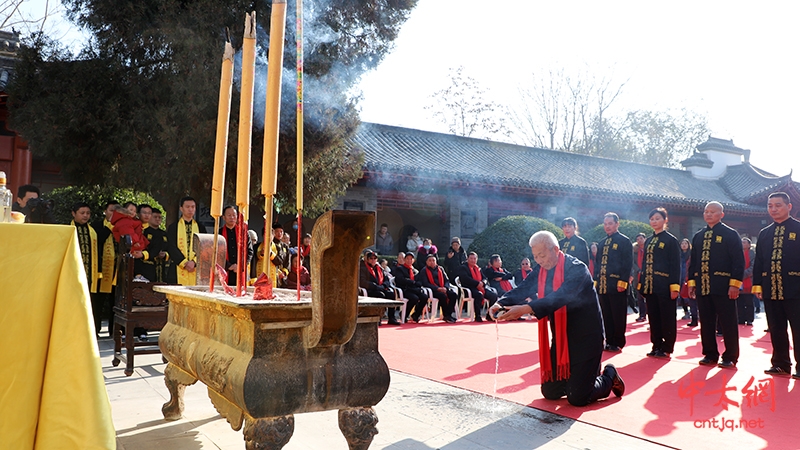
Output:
[102,337,670,450]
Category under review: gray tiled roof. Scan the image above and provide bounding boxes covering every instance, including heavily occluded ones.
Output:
[350,123,788,214]
[719,164,793,203]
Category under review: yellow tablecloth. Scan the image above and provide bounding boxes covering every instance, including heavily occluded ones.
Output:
[0,223,115,449]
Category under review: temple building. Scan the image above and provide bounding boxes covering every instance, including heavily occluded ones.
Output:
[336,122,800,251]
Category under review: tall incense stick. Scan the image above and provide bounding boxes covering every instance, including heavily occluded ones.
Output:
[209,36,235,292]
[236,11,257,296]
[296,0,304,301]
[262,0,287,287]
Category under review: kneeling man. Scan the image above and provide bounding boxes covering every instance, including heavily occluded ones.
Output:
[491,231,624,406]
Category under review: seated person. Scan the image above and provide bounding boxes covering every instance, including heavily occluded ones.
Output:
[513,258,533,286]
[415,238,438,270]
[392,253,427,323]
[483,254,515,296]
[359,251,399,325]
[457,251,498,322]
[286,254,311,291]
[419,254,458,323]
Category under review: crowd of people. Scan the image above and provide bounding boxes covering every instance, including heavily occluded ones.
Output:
[9,184,312,337]
[362,194,800,406]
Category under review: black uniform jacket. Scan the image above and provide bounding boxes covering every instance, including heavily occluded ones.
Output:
[753,217,800,301]
[559,235,590,267]
[359,261,393,292]
[392,264,422,291]
[499,254,605,364]
[594,231,633,294]
[638,230,681,296]
[457,263,485,290]
[688,221,744,296]
[166,219,208,265]
[420,265,454,290]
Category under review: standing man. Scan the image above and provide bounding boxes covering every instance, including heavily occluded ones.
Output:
[420,254,458,323]
[491,231,624,407]
[167,196,207,286]
[688,201,744,369]
[270,222,291,287]
[375,223,394,255]
[559,217,590,267]
[71,202,102,335]
[594,212,633,352]
[632,233,648,322]
[92,200,118,336]
[142,207,169,283]
[220,206,253,286]
[753,192,800,378]
[738,237,756,326]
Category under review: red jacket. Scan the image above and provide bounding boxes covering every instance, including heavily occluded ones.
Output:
[111,211,150,251]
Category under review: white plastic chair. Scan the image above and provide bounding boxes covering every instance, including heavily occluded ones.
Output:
[454,277,475,322]
[393,287,410,323]
[420,287,439,323]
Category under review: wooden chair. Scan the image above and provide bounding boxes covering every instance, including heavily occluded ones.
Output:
[111,236,169,376]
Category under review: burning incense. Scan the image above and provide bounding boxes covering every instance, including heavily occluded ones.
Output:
[296,0,304,301]
[209,36,235,292]
[235,11,257,295]
[262,0,287,286]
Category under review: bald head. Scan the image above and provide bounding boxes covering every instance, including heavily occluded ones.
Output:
[703,201,725,227]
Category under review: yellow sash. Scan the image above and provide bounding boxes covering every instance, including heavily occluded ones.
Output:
[99,220,116,293]
[177,219,199,286]
[71,221,100,293]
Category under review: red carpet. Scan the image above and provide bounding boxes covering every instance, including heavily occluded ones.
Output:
[378,313,799,449]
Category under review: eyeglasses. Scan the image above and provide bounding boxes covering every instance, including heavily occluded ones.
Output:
[521,263,530,266]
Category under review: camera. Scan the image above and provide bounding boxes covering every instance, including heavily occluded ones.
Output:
[26,197,55,224]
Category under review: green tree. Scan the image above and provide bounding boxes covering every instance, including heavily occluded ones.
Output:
[9,0,417,216]
[467,216,563,271]
[48,185,165,226]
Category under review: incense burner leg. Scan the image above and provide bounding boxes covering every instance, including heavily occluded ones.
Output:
[338,407,379,450]
[162,362,197,421]
[243,415,295,450]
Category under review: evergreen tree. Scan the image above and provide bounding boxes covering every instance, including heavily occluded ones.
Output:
[9,0,417,216]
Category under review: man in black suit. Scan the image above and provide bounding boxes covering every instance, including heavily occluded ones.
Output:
[492,231,624,407]
[688,201,745,369]
[594,212,633,352]
[420,254,458,323]
[753,192,800,378]
[559,217,590,267]
[360,251,399,325]
[458,252,498,322]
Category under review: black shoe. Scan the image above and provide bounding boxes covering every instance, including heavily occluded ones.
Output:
[718,360,736,369]
[646,350,657,357]
[698,357,718,366]
[444,316,456,323]
[603,364,625,397]
[604,345,621,353]
[764,366,791,377]
[486,313,493,322]
[475,315,483,322]
[653,350,670,359]
[387,318,401,325]
[715,331,724,337]
[686,322,698,327]
[793,372,800,380]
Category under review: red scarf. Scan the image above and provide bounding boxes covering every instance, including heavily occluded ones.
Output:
[743,250,752,292]
[300,244,310,258]
[366,261,384,284]
[498,270,513,292]
[637,247,644,269]
[537,251,569,383]
[469,264,484,293]
[426,266,444,287]
[404,263,414,281]
[521,269,531,280]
